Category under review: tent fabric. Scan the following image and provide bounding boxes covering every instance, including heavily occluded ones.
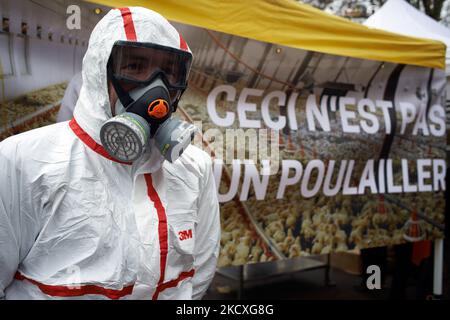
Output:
[86,0,445,70]
[364,0,450,74]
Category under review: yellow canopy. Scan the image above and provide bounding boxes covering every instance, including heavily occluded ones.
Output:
[86,0,445,69]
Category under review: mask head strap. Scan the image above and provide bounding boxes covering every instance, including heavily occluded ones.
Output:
[171,86,187,112]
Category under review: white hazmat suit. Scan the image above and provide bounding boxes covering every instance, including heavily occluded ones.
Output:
[0,7,220,300]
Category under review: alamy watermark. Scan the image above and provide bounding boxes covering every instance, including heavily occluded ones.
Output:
[66,5,81,30]
[366,265,381,290]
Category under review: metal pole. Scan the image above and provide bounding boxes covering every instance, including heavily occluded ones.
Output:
[237,264,244,300]
[433,239,444,297]
[324,253,336,287]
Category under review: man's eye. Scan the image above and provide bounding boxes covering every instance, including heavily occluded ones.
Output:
[123,63,140,71]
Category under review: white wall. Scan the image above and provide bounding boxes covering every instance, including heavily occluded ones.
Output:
[0,0,103,100]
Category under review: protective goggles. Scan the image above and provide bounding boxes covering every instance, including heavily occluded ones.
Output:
[108,40,192,90]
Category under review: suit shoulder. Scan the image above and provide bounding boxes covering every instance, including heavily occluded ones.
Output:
[0,122,74,160]
[163,144,213,184]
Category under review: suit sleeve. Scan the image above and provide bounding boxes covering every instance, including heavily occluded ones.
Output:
[191,155,220,300]
[0,139,39,298]
[56,72,82,122]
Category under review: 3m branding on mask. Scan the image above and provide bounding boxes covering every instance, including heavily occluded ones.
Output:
[178,229,193,241]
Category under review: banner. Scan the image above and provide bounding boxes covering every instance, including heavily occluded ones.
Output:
[169,23,447,267]
[0,0,446,269]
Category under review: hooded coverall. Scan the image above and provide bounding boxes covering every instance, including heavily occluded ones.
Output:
[0,6,220,300]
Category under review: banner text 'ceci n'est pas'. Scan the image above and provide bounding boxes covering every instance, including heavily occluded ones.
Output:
[207,85,446,137]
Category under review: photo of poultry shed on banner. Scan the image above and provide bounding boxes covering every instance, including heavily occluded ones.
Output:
[1,0,446,269]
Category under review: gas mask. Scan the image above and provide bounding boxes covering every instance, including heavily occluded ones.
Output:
[100,40,197,163]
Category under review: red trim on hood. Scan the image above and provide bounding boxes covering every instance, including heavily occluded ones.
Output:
[14,272,134,299]
[179,34,188,51]
[118,7,137,41]
[144,174,169,299]
[152,269,195,300]
[69,118,132,165]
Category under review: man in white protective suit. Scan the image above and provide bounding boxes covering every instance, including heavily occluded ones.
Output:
[0,7,220,300]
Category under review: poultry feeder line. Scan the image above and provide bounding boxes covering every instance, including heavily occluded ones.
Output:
[0,101,61,136]
[384,194,444,231]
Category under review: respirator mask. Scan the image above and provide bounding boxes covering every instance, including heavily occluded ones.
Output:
[100,40,197,163]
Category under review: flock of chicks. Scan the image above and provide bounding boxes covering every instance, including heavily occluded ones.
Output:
[0,83,66,139]
[249,178,395,255]
[391,136,446,159]
[217,199,277,267]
